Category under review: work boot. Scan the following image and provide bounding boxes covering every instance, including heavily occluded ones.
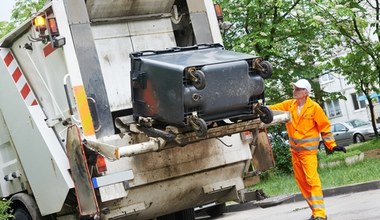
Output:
[309,216,327,220]
[313,217,327,220]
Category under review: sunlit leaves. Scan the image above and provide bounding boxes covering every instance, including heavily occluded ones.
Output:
[217,0,379,113]
[0,0,47,38]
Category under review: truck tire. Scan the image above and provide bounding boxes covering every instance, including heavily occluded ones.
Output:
[205,203,226,217]
[157,213,176,220]
[10,193,43,220]
[157,208,195,220]
[14,207,32,220]
[175,208,195,220]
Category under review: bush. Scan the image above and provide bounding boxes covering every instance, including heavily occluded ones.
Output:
[271,136,292,175]
[0,199,12,220]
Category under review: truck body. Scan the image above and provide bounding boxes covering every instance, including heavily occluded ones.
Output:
[0,0,289,219]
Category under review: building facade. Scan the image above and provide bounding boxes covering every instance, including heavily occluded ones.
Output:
[318,72,377,124]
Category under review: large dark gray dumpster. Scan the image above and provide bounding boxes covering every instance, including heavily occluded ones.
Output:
[130,44,272,137]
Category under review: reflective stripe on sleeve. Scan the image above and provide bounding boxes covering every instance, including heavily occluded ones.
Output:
[322,135,335,141]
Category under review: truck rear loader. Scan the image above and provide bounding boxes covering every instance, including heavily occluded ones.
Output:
[0,0,290,219]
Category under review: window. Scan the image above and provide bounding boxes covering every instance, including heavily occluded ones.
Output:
[351,93,366,110]
[324,99,342,118]
[332,123,347,132]
[319,73,334,84]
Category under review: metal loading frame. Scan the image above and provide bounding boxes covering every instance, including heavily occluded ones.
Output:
[84,111,289,160]
[168,111,290,146]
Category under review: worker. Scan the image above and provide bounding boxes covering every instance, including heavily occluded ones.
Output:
[269,79,346,220]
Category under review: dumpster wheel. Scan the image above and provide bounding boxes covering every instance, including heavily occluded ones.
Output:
[192,70,206,90]
[259,106,273,124]
[190,118,207,137]
[258,60,273,79]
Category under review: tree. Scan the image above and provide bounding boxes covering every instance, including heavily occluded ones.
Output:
[215,0,345,107]
[216,0,380,135]
[0,0,47,38]
[315,0,380,136]
[0,21,15,39]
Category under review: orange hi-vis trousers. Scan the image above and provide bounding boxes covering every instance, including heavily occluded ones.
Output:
[292,151,326,218]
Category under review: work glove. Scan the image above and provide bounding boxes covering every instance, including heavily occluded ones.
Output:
[333,145,347,153]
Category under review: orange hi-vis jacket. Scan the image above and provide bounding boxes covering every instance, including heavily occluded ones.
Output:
[270,96,337,153]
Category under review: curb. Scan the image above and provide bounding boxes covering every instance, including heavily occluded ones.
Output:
[226,180,380,213]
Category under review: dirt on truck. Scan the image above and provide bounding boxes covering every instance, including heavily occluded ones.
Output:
[0,0,290,219]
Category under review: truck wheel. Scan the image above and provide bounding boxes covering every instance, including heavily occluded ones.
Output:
[258,61,273,79]
[157,208,195,220]
[259,106,273,124]
[14,207,32,220]
[157,213,176,220]
[205,203,226,217]
[175,208,195,220]
[192,70,206,90]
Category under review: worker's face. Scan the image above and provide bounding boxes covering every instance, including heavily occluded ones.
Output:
[293,86,308,99]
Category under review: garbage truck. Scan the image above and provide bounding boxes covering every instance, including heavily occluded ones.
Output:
[0,0,290,219]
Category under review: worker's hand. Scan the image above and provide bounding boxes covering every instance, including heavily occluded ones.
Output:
[333,146,347,153]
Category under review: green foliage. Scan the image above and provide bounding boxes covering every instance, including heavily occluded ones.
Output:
[0,0,47,39]
[215,0,344,106]
[271,136,292,175]
[216,0,380,115]
[0,200,12,220]
[11,0,47,25]
[0,21,15,39]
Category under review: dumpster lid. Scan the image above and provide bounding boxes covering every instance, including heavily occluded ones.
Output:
[131,44,255,68]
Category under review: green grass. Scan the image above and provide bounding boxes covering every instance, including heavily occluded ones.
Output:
[252,138,380,196]
[318,149,362,163]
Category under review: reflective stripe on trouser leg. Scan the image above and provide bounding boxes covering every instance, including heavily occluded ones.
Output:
[291,152,326,218]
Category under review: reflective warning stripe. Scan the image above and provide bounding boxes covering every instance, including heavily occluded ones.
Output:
[43,43,57,57]
[73,85,95,136]
[0,48,38,106]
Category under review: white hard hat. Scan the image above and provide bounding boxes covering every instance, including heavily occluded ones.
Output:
[292,79,311,93]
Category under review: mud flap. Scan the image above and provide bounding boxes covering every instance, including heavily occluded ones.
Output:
[252,129,275,171]
[66,125,99,216]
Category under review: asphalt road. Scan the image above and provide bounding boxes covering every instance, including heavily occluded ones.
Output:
[197,182,380,220]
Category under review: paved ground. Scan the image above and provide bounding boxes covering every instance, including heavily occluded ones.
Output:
[197,181,380,220]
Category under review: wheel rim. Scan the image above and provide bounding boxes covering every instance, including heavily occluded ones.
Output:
[355,135,363,143]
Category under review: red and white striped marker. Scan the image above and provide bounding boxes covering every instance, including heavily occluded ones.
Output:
[0,48,38,106]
